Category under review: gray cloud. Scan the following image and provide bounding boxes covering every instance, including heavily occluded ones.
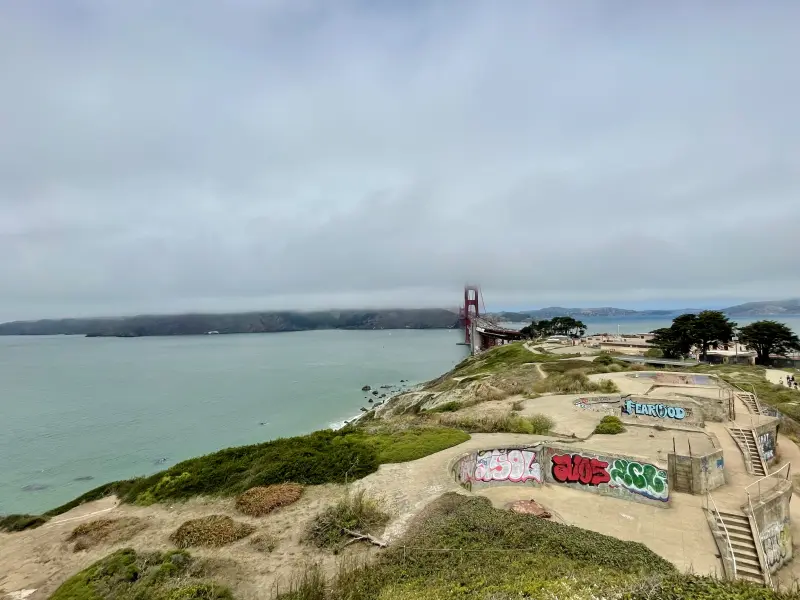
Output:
[1,0,799,321]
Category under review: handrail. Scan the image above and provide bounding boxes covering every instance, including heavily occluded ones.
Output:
[744,462,791,499]
[706,492,737,579]
[746,491,773,587]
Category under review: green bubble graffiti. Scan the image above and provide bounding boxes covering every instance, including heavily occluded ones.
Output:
[609,459,668,501]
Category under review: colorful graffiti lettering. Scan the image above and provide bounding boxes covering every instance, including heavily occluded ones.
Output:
[551,454,610,486]
[473,449,541,483]
[622,399,686,420]
[759,433,775,462]
[608,459,668,501]
[574,397,620,412]
[762,520,790,568]
[716,457,724,469]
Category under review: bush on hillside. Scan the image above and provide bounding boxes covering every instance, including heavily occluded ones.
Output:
[48,548,235,600]
[594,353,616,366]
[235,483,304,517]
[0,513,49,532]
[533,371,619,394]
[437,411,552,434]
[68,517,147,552]
[170,515,255,548]
[306,490,390,550]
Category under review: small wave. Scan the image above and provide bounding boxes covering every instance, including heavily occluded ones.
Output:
[329,413,364,431]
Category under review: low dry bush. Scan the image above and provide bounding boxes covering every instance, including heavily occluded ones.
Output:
[68,517,147,552]
[533,371,619,394]
[306,489,390,550]
[250,533,279,553]
[170,515,255,548]
[235,483,303,517]
[438,411,552,435]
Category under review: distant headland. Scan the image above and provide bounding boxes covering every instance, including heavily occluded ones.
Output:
[1,298,797,337]
[488,298,800,323]
[0,309,461,337]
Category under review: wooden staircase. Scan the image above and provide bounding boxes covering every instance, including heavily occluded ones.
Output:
[714,510,766,584]
[736,392,764,415]
[728,427,767,477]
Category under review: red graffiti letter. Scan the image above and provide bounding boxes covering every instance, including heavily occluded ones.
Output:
[551,454,572,483]
[590,458,610,485]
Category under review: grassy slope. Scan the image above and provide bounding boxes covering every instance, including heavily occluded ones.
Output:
[2,427,469,530]
[48,548,234,600]
[276,493,790,600]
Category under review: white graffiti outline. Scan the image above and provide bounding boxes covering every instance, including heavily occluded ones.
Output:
[474,449,541,483]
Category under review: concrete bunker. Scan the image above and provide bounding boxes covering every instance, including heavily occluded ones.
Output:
[452,443,671,508]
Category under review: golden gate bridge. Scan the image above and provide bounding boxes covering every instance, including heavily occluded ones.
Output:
[458,284,525,355]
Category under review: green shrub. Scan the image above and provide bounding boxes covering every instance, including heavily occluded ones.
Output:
[306,490,390,550]
[0,513,49,532]
[594,416,625,435]
[48,548,235,600]
[644,348,664,358]
[528,413,554,434]
[594,353,615,366]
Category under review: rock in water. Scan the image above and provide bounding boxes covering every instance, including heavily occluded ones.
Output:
[361,385,371,391]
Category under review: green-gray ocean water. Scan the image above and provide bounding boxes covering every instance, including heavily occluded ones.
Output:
[0,329,468,514]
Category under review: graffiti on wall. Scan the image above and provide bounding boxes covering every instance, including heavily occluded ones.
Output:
[474,449,542,483]
[762,520,790,568]
[551,454,610,486]
[622,400,686,420]
[759,433,776,462]
[574,397,620,412]
[622,399,686,420]
[716,457,724,469]
[458,454,475,486]
[608,459,669,501]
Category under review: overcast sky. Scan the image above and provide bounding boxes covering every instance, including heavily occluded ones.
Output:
[1,1,799,321]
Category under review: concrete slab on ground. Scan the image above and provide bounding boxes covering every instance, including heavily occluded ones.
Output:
[578,425,716,466]
[516,394,609,438]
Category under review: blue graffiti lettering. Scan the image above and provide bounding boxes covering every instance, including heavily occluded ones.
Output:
[622,400,685,420]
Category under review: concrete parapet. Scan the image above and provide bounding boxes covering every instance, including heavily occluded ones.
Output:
[668,448,726,494]
[744,479,793,574]
[452,442,672,508]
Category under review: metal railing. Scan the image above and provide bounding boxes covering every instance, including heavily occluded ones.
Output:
[745,461,791,499]
[745,462,791,588]
[705,492,737,579]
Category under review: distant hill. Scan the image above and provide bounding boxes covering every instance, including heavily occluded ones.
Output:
[722,299,800,316]
[492,299,800,322]
[0,309,460,337]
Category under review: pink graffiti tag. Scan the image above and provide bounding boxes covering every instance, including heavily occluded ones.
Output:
[474,449,541,483]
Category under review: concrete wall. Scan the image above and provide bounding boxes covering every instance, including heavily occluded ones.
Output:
[452,443,670,507]
[745,480,793,574]
[621,396,705,426]
[752,420,780,466]
[452,446,543,491]
[541,444,670,507]
[667,449,725,494]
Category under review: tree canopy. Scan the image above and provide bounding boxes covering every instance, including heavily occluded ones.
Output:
[520,316,587,339]
[647,311,736,360]
[738,320,800,365]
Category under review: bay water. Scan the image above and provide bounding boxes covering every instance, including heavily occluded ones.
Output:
[0,329,468,515]
[2,314,798,515]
